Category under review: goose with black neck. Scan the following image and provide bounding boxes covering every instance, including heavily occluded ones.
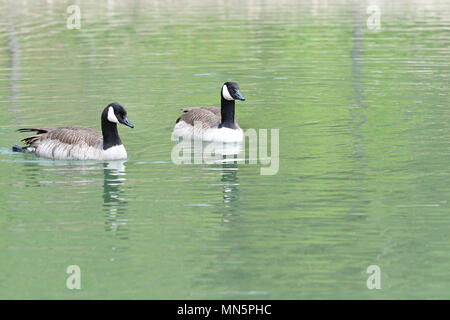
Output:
[172,82,246,142]
[13,102,134,160]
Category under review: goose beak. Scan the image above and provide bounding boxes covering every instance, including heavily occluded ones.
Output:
[121,117,134,128]
[234,90,245,101]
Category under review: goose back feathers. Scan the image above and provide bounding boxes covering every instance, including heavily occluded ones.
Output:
[176,107,239,129]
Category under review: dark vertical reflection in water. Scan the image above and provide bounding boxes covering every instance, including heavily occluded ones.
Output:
[351,5,367,111]
[6,2,20,108]
[103,161,130,240]
[349,4,369,216]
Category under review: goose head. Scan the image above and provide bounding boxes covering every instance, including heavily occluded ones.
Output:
[103,102,134,128]
[221,82,245,101]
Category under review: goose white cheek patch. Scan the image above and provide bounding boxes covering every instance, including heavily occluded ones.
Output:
[222,85,234,101]
[107,106,119,123]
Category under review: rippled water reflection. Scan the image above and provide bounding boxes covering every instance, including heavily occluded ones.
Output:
[0,0,449,299]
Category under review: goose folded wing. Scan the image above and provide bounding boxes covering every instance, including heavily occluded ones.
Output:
[23,126,103,148]
[182,106,220,116]
[46,127,103,146]
[177,108,221,128]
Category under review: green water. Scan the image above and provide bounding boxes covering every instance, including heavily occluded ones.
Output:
[0,0,449,299]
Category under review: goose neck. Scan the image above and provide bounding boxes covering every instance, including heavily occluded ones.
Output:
[101,116,122,150]
[220,97,236,129]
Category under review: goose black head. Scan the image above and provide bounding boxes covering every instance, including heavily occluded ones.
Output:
[104,102,134,128]
[221,82,245,101]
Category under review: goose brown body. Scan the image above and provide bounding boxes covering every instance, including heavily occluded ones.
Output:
[20,127,102,149]
[172,82,246,142]
[176,107,240,129]
[15,102,133,160]
[18,127,124,160]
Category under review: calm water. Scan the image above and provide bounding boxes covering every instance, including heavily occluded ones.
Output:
[0,0,449,299]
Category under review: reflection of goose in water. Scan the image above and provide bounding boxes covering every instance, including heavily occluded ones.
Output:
[220,163,241,207]
[103,160,129,238]
[216,162,244,228]
[15,158,106,188]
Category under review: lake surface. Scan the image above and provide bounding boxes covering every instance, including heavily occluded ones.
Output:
[0,0,449,299]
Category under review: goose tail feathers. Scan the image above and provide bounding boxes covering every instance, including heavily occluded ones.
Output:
[17,128,48,134]
[16,128,49,148]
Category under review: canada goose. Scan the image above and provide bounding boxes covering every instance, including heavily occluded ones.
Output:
[13,102,134,160]
[172,82,245,142]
